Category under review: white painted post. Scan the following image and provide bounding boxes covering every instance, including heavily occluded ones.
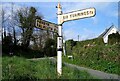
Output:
[57,3,62,76]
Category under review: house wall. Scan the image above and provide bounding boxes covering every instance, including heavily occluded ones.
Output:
[103,27,117,43]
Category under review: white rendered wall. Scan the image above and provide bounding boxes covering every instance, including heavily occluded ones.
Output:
[103,28,117,43]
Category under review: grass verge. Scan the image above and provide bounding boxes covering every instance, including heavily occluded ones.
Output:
[2,56,94,80]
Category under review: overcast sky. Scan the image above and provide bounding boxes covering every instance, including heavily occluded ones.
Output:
[1,1,119,41]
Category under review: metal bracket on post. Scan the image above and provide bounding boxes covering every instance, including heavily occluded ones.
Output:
[57,36,63,51]
[58,24,62,26]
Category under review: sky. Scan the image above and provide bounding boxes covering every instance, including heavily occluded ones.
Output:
[1,1,119,41]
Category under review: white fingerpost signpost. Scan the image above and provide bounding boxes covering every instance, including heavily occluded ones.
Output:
[57,3,63,76]
[56,3,96,76]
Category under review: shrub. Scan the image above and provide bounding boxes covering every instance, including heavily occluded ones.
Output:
[64,38,120,74]
[108,32,120,44]
[43,38,57,57]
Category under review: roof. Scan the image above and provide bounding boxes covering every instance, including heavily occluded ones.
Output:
[99,25,119,38]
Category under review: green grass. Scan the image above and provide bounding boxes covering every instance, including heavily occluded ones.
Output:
[2,56,94,80]
[0,56,2,81]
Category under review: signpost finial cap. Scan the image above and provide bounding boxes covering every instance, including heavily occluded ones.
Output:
[58,3,62,9]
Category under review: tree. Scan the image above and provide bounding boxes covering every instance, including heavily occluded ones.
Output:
[65,39,77,55]
[1,6,9,40]
[8,3,17,46]
[31,29,46,50]
[2,33,13,54]
[2,3,20,48]
[18,7,42,48]
[44,38,57,56]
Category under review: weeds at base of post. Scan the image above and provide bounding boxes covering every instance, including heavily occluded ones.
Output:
[57,73,62,79]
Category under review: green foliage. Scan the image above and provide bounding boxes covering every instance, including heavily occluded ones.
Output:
[64,38,120,75]
[65,39,77,55]
[16,48,44,58]
[2,35,12,46]
[108,32,120,44]
[2,34,13,54]
[2,56,94,80]
[65,38,104,55]
[44,38,57,56]
[76,38,104,47]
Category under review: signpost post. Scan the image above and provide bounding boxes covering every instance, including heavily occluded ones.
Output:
[56,3,96,76]
[57,3,63,76]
